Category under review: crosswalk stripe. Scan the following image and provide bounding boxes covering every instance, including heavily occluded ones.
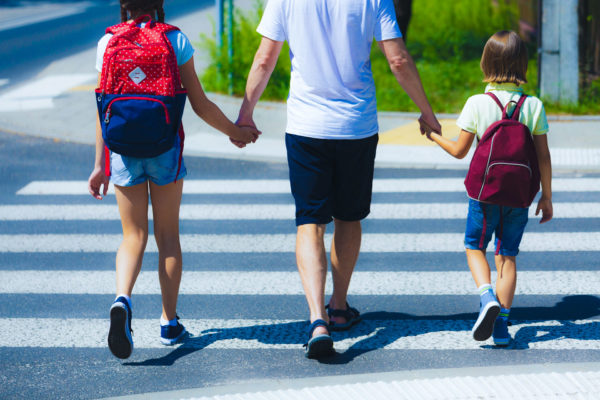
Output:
[16,178,600,195]
[0,232,597,253]
[1,271,599,295]
[1,318,597,349]
[1,202,596,220]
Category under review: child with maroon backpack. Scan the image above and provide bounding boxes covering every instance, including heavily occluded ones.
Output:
[422,31,553,346]
[88,0,259,359]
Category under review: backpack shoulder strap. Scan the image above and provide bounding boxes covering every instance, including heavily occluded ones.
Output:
[485,92,510,120]
[106,22,132,36]
[511,94,528,121]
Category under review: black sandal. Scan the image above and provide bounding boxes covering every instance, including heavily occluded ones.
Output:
[303,319,334,359]
[326,303,361,331]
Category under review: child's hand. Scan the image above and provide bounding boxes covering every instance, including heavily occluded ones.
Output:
[418,114,441,141]
[88,166,109,200]
[535,197,553,223]
[230,126,261,147]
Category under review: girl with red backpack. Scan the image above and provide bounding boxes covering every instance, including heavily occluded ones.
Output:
[87,0,259,359]
[423,31,553,346]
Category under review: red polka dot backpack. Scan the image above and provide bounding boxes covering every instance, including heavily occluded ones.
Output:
[95,14,187,178]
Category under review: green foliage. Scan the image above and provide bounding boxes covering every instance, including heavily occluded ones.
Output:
[197,0,290,100]
[198,0,599,115]
[406,0,519,61]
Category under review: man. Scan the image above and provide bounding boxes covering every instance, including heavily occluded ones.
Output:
[236,0,441,358]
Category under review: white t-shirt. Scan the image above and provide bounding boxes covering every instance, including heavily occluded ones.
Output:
[257,0,401,139]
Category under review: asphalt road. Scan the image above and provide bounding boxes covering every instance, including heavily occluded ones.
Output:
[1,131,599,399]
[0,0,212,86]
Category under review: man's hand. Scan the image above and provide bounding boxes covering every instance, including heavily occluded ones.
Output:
[88,167,109,200]
[232,116,261,148]
[419,113,442,140]
[536,197,553,224]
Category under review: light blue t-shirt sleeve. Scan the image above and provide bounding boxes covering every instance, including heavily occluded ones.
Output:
[95,29,194,72]
[166,30,195,66]
[256,0,286,41]
[374,0,402,41]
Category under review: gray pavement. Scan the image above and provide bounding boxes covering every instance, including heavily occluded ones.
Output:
[0,2,599,400]
[0,0,598,171]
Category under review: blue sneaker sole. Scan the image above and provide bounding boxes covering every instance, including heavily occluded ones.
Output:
[493,337,510,346]
[108,304,133,359]
[472,301,500,341]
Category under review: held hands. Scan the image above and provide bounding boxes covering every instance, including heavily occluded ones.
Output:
[536,196,553,224]
[231,115,261,148]
[418,113,442,140]
[88,166,109,200]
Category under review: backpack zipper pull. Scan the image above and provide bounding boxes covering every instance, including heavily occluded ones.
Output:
[104,108,111,123]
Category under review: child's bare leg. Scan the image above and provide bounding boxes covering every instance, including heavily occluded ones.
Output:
[115,182,149,296]
[466,249,491,287]
[494,255,517,309]
[149,179,184,321]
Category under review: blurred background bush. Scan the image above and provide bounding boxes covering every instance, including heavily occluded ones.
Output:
[198,0,600,114]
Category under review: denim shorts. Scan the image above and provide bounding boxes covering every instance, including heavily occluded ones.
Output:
[109,136,187,187]
[464,199,529,256]
[285,133,378,226]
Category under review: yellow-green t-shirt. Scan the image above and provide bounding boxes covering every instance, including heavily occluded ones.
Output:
[456,82,549,139]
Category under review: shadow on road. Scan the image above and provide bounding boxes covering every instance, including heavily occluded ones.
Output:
[124,295,600,366]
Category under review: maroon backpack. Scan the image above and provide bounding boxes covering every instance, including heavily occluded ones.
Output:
[464,92,540,208]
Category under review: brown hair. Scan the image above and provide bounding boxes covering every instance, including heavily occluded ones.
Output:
[120,0,165,23]
[480,30,528,85]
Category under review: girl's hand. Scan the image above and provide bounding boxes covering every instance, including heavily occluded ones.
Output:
[88,166,109,200]
[536,197,553,224]
[231,126,261,146]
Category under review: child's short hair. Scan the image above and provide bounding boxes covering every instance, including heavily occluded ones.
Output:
[480,30,528,85]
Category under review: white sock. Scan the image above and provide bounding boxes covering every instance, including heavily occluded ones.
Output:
[478,284,493,296]
[160,316,178,326]
[115,294,132,309]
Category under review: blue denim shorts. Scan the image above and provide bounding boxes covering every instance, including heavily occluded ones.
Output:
[109,136,187,187]
[464,199,529,256]
[285,133,378,226]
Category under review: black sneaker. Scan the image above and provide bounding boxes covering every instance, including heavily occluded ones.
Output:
[108,296,133,359]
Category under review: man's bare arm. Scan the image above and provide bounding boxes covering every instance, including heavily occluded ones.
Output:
[377,37,441,133]
[238,37,284,126]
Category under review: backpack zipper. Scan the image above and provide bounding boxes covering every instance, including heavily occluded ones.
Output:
[104,97,171,124]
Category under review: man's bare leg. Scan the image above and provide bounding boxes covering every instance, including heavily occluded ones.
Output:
[329,219,362,324]
[296,223,329,338]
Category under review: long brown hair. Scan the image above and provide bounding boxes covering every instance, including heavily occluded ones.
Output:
[120,0,165,23]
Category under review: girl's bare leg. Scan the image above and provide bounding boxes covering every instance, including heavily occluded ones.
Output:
[149,179,184,321]
[114,182,149,297]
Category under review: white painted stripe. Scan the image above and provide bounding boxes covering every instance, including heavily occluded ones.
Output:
[0,2,92,32]
[16,178,600,195]
[0,232,598,253]
[1,271,599,295]
[1,202,597,220]
[1,318,598,350]
[162,370,600,400]
[0,74,96,112]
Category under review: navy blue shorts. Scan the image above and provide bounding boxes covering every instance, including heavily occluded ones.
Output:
[285,133,378,226]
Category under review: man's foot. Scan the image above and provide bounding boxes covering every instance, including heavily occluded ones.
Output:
[326,303,361,331]
[160,316,188,346]
[472,290,500,341]
[304,319,335,359]
[493,317,511,346]
[108,296,133,359]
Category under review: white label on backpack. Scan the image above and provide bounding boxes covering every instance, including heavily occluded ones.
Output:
[129,67,146,84]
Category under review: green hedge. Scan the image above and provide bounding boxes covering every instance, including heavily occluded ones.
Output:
[198,0,600,114]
